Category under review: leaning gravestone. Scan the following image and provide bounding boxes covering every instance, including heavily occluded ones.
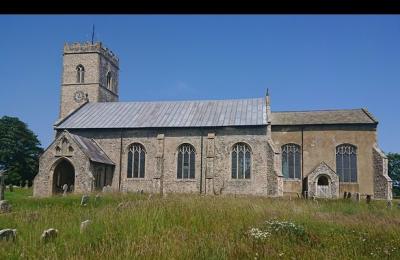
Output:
[366,195,372,204]
[41,228,58,243]
[62,184,68,197]
[343,192,348,199]
[80,220,91,233]
[81,195,89,206]
[0,229,17,241]
[0,200,11,214]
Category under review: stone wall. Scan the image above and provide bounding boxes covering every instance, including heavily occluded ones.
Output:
[69,126,279,196]
[372,145,392,200]
[271,124,377,195]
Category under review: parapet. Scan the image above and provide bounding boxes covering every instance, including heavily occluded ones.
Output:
[63,42,119,67]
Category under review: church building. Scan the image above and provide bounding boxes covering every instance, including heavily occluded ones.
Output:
[33,42,392,200]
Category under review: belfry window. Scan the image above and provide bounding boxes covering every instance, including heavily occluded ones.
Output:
[76,65,85,83]
[281,144,301,179]
[127,143,146,178]
[177,144,195,179]
[336,144,357,182]
[107,71,113,90]
[231,143,251,179]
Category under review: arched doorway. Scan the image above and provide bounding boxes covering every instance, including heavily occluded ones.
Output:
[316,175,330,198]
[53,159,75,194]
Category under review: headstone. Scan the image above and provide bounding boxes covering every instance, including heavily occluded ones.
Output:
[366,195,372,204]
[355,192,360,202]
[387,200,392,209]
[62,184,68,197]
[70,185,74,192]
[94,194,101,203]
[0,229,17,241]
[41,228,58,243]
[0,200,11,213]
[297,193,301,199]
[303,191,308,199]
[80,220,91,233]
[347,192,352,199]
[140,190,144,195]
[8,184,13,192]
[0,171,6,200]
[25,180,29,189]
[81,195,89,206]
[343,192,347,199]
[148,194,153,200]
[19,181,22,188]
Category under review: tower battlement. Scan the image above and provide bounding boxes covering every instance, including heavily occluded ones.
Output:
[63,42,119,67]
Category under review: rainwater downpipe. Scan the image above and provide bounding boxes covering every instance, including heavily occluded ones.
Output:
[118,129,123,192]
[200,132,204,194]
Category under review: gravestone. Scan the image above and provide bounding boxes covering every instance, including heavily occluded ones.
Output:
[387,200,392,209]
[303,191,308,199]
[94,194,101,203]
[0,169,7,200]
[0,229,17,241]
[347,192,352,199]
[148,194,153,200]
[397,203,400,209]
[25,180,29,189]
[41,228,58,243]
[366,195,372,204]
[343,192,348,199]
[81,195,89,206]
[355,192,360,202]
[80,220,91,233]
[8,185,13,192]
[62,184,68,197]
[19,181,22,188]
[70,185,74,192]
[0,200,11,214]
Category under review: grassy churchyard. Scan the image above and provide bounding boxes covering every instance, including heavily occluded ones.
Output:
[1,188,400,259]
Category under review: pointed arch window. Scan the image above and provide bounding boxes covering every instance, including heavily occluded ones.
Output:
[127,143,146,178]
[281,144,301,179]
[177,144,195,179]
[76,65,85,83]
[106,71,113,90]
[336,144,357,182]
[231,143,251,179]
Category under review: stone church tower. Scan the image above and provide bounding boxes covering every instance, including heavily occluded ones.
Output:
[59,42,119,119]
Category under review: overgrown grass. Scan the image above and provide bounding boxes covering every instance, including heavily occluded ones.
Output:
[1,188,400,259]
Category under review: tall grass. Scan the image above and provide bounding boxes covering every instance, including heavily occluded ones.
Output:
[1,188,399,259]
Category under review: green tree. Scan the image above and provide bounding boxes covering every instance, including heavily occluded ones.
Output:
[387,152,400,196]
[0,116,43,185]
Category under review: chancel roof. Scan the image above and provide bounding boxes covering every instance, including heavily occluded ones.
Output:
[271,108,377,126]
[56,98,267,129]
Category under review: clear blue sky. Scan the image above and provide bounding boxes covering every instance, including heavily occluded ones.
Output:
[0,15,399,153]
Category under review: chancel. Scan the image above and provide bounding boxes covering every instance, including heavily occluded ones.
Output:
[33,41,392,200]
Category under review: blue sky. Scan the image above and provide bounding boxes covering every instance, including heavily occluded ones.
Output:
[0,15,399,152]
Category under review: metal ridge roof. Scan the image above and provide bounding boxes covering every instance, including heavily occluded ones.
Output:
[56,97,267,129]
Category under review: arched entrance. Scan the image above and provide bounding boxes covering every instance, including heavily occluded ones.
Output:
[53,159,75,194]
[316,175,331,198]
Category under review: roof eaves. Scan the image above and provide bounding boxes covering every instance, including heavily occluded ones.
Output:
[361,108,378,124]
[54,100,89,128]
